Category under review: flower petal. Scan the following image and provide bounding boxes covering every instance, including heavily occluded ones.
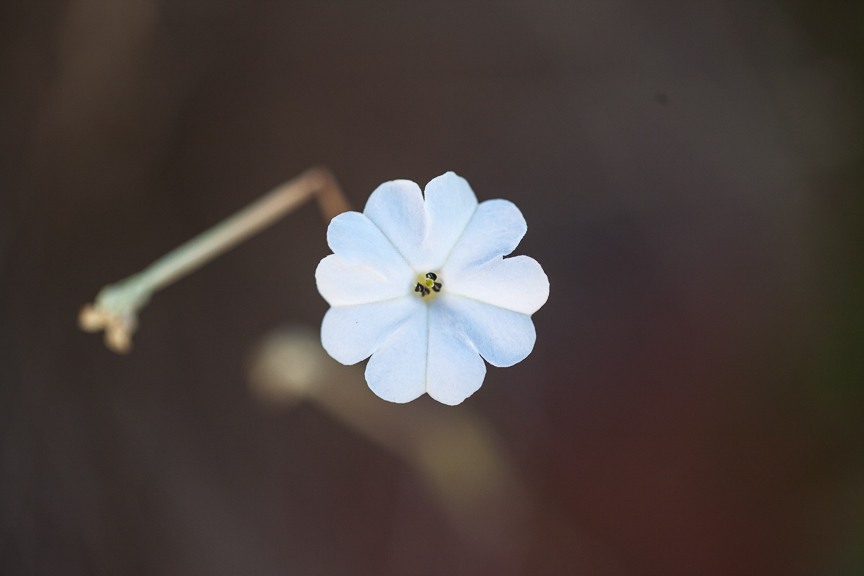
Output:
[444,255,549,315]
[327,211,413,279]
[365,305,428,403]
[316,255,411,306]
[425,302,486,405]
[363,179,427,270]
[442,294,536,367]
[421,172,478,270]
[441,199,527,274]
[320,296,421,365]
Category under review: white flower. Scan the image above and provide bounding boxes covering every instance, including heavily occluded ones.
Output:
[315,172,549,405]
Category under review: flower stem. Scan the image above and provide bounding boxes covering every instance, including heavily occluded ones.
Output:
[79,166,351,353]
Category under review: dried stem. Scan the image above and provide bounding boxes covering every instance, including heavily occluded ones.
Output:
[79,166,350,353]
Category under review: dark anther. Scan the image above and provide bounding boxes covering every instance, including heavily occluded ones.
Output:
[425,272,437,281]
[432,282,442,292]
[415,283,424,293]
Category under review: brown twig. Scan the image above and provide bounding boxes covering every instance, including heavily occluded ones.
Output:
[79,166,351,353]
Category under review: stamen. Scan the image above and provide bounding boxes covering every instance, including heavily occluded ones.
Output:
[414,272,441,298]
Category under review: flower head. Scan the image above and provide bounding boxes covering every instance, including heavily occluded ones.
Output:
[315,172,549,405]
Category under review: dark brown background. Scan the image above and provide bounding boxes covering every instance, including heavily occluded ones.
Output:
[2,0,863,574]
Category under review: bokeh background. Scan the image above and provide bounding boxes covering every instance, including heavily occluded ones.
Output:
[2,0,863,574]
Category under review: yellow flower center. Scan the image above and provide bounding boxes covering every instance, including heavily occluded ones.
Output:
[414,272,442,300]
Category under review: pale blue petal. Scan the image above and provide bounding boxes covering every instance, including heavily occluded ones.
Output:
[444,255,549,315]
[327,211,413,279]
[320,296,420,365]
[420,172,478,270]
[365,304,428,403]
[315,255,412,306]
[441,294,536,368]
[363,179,427,270]
[441,199,527,274]
[425,301,486,405]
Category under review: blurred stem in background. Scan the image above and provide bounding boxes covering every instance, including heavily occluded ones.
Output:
[807,161,864,576]
[248,325,534,574]
[781,3,864,573]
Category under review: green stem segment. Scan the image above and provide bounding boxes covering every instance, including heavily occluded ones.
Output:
[79,166,351,353]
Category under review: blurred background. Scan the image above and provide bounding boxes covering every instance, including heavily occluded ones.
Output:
[1,0,863,574]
